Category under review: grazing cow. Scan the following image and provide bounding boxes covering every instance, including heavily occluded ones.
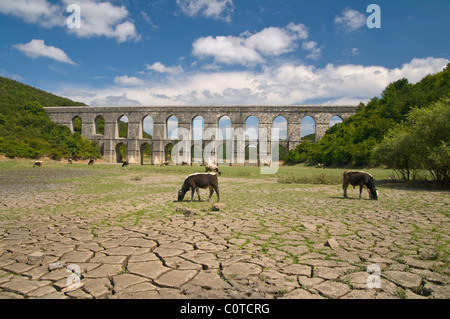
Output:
[33,161,43,167]
[263,162,271,167]
[68,158,73,164]
[182,161,188,166]
[343,171,378,200]
[205,163,222,175]
[88,159,94,165]
[178,173,220,202]
[160,161,169,166]
[317,163,325,169]
[122,161,129,168]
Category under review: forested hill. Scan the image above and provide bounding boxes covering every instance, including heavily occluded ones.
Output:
[285,63,450,167]
[0,77,101,160]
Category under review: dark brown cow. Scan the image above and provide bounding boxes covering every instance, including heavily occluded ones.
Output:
[33,161,43,167]
[88,159,94,165]
[178,173,220,202]
[122,161,129,167]
[343,171,378,200]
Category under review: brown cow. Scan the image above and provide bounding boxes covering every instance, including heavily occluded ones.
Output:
[33,161,43,167]
[343,171,378,200]
[178,173,220,202]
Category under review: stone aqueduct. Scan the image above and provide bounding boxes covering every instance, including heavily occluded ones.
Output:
[44,105,357,165]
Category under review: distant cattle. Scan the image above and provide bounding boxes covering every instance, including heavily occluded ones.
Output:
[33,161,43,167]
[68,158,73,164]
[343,171,378,200]
[317,163,325,169]
[160,161,169,166]
[88,159,94,165]
[205,163,222,175]
[122,161,129,168]
[178,173,220,202]
[182,161,189,166]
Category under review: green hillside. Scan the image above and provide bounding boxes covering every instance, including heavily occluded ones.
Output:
[0,77,101,160]
[285,64,450,168]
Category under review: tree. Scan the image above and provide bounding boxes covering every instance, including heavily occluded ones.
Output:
[373,125,418,182]
[374,99,450,185]
[408,99,450,185]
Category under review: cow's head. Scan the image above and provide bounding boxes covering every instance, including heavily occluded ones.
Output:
[369,188,378,200]
[178,190,185,202]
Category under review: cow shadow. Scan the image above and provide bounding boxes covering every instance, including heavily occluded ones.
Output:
[329,196,374,201]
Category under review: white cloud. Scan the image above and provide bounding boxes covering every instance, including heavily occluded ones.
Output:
[59,57,449,108]
[0,0,139,43]
[114,75,147,87]
[192,23,312,66]
[90,94,142,106]
[193,35,264,65]
[302,41,322,60]
[63,0,140,43]
[286,22,309,40]
[0,0,63,27]
[12,39,75,65]
[177,0,234,22]
[146,62,183,75]
[335,8,366,32]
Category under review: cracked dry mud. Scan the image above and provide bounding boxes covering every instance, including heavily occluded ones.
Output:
[0,163,449,299]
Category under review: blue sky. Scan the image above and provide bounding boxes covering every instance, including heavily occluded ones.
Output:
[0,0,449,108]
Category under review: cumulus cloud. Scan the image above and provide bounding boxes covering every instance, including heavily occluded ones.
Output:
[114,75,147,87]
[302,41,322,60]
[0,0,63,27]
[146,62,183,75]
[335,8,366,32]
[60,57,449,107]
[192,23,311,66]
[0,0,139,43]
[90,94,142,106]
[63,0,140,43]
[177,0,234,22]
[12,39,76,65]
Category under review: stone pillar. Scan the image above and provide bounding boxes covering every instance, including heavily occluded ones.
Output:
[287,122,301,151]
[315,113,332,141]
[126,117,141,164]
[152,117,166,165]
[81,113,95,140]
[259,122,272,166]
[203,117,218,165]
[232,122,245,166]
[102,116,117,163]
[102,140,116,163]
[175,122,191,164]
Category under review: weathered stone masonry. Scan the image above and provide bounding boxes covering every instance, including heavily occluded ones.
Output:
[44,105,357,165]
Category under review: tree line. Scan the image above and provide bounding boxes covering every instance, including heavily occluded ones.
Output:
[0,77,101,160]
[285,64,449,185]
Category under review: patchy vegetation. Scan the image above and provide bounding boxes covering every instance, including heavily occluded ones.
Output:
[0,77,101,160]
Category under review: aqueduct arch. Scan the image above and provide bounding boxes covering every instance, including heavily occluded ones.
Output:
[44,105,357,165]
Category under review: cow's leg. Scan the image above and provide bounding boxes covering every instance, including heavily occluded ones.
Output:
[343,183,349,198]
[190,188,195,202]
[196,188,201,201]
[208,186,214,201]
[359,185,363,200]
[213,185,220,202]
